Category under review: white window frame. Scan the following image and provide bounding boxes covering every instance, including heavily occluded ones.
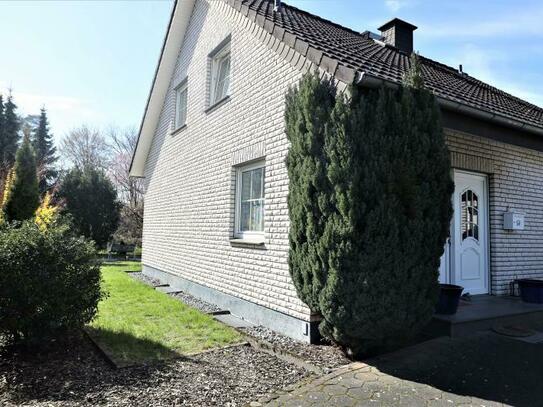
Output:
[235,161,265,241]
[174,80,188,129]
[209,41,231,106]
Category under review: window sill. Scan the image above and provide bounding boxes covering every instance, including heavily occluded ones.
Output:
[171,123,187,136]
[205,95,231,114]
[229,237,265,248]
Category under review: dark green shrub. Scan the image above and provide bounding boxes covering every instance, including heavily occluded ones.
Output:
[285,73,336,312]
[286,71,453,356]
[3,135,40,222]
[0,219,103,345]
[58,166,120,248]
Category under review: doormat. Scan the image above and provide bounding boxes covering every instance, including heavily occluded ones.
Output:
[492,325,536,338]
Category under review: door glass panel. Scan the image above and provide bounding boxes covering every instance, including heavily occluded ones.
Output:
[461,190,479,241]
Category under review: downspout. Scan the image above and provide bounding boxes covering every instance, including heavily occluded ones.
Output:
[355,71,543,138]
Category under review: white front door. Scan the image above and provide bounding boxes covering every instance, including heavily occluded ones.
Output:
[439,170,489,294]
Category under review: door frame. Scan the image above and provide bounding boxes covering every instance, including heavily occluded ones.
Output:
[443,169,490,295]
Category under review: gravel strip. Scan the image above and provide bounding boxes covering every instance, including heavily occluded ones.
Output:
[169,292,222,314]
[241,326,350,372]
[128,272,222,314]
[128,271,162,287]
[0,334,310,406]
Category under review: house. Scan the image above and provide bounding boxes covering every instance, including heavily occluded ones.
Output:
[130,0,543,343]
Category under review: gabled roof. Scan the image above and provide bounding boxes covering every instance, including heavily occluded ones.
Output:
[130,0,543,177]
[238,0,543,130]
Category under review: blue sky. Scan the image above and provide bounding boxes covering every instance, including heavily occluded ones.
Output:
[1,0,542,145]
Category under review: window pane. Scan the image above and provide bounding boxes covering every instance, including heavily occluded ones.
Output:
[176,86,187,127]
[214,54,230,102]
[461,189,479,242]
[240,201,250,231]
[241,171,251,201]
[237,165,265,234]
[251,168,263,199]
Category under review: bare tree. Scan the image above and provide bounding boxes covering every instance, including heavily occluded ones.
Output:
[60,125,111,170]
[107,126,144,244]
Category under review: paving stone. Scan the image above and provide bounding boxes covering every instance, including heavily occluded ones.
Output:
[328,394,356,406]
[322,383,348,396]
[345,385,372,398]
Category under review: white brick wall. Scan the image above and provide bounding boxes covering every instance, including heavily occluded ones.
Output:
[142,0,543,321]
[447,130,543,295]
[142,0,310,321]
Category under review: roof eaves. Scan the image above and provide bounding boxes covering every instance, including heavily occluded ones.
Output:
[357,71,543,136]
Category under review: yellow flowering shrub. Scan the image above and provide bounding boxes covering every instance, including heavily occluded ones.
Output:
[35,193,59,231]
[0,168,15,225]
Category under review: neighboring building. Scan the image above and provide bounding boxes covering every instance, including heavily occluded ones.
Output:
[130,0,543,343]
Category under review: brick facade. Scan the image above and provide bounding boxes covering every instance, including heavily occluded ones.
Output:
[142,0,311,323]
[446,130,543,295]
[141,0,543,338]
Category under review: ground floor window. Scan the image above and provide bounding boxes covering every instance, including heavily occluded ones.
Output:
[235,161,265,239]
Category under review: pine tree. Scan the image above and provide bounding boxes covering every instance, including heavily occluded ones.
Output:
[31,107,58,193]
[3,134,40,222]
[1,94,21,171]
[286,72,453,356]
[403,52,425,89]
[285,72,337,312]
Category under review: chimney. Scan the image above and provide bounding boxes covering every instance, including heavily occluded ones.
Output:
[377,18,417,54]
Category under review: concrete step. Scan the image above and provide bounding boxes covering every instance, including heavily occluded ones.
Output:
[213,313,255,329]
[155,285,182,294]
[427,295,543,338]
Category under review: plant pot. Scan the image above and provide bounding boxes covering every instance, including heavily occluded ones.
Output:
[436,284,464,315]
[517,279,543,304]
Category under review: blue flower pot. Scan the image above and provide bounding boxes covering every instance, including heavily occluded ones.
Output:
[518,279,543,304]
[436,284,464,315]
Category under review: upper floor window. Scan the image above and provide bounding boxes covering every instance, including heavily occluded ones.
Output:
[175,81,188,129]
[235,161,265,239]
[210,42,231,106]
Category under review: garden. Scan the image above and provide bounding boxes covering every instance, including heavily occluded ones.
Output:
[0,59,456,405]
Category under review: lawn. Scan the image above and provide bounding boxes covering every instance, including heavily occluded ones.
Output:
[87,261,243,366]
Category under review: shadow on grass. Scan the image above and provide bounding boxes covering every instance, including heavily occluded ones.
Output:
[0,330,198,406]
[84,327,185,368]
[364,333,543,407]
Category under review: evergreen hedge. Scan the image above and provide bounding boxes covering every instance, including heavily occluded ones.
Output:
[286,71,453,356]
[0,219,103,345]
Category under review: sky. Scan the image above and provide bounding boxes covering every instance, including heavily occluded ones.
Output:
[1,0,543,146]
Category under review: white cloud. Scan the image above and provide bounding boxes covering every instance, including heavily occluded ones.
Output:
[384,0,411,12]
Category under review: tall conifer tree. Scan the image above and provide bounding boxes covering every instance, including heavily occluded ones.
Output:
[31,107,58,193]
[286,67,453,356]
[1,94,21,170]
[3,134,40,222]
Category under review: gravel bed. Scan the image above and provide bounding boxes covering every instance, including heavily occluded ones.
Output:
[128,272,222,314]
[128,271,162,287]
[169,292,222,314]
[241,326,350,372]
[0,334,310,406]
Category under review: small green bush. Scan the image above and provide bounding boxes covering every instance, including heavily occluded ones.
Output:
[0,219,103,345]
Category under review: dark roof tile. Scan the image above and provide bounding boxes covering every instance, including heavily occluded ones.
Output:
[236,0,543,129]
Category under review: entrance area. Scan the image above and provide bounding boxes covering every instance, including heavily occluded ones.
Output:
[439,170,489,295]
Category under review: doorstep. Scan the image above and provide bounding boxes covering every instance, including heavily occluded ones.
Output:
[427,295,543,338]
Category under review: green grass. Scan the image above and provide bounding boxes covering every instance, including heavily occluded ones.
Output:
[87,261,242,366]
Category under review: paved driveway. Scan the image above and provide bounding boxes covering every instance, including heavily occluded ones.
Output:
[265,332,543,406]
